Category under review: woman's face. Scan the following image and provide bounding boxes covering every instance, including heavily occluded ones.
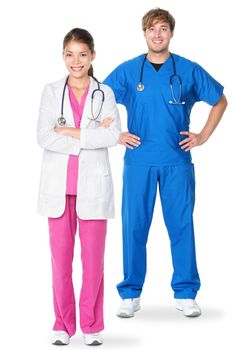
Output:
[63,40,95,79]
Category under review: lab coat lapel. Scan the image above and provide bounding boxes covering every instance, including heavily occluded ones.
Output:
[80,77,96,128]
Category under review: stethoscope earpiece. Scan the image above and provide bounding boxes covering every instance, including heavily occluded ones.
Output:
[169,100,185,105]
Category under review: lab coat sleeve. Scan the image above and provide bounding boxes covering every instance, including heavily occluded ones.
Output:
[80,87,121,149]
[37,84,80,156]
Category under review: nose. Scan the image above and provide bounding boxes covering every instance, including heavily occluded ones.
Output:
[154,29,160,38]
[73,55,80,65]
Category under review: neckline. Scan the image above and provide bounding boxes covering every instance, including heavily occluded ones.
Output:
[150,62,164,71]
[67,82,90,106]
[145,53,171,74]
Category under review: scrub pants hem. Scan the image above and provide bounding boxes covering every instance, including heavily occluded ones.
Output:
[117,290,142,300]
[81,327,104,334]
[53,327,75,337]
[174,292,197,299]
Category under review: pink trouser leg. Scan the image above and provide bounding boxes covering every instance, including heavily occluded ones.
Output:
[48,195,107,336]
[78,218,107,334]
[48,195,77,336]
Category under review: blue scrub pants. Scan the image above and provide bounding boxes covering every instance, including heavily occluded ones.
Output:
[117,163,200,300]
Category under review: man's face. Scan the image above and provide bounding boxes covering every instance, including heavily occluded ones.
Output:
[144,20,173,54]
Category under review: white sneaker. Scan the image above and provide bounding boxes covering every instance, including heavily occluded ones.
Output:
[52,330,70,345]
[176,298,201,317]
[83,332,103,346]
[117,297,141,318]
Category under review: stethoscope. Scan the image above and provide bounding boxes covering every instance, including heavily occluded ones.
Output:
[137,52,185,105]
[57,76,105,126]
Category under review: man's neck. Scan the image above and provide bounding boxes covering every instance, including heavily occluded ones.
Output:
[147,50,170,64]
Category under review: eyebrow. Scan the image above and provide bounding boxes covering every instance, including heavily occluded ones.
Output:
[64,50,89,54]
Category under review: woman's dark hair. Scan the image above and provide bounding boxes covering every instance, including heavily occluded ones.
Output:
[63,28,95,76]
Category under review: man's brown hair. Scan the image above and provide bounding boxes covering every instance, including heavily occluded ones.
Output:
[142,8,175,32]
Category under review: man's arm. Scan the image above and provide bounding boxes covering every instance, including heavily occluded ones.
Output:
[179,94,228,152]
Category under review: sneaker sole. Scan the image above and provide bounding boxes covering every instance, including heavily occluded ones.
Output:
[86,340,102,346]
[52,340,69,345]
[117,312,134,318]
[184,311,201,317]
[176,307,201,317]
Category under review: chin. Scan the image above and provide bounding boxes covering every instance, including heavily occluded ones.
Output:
[70,72,85,79]
[151,47,167,54]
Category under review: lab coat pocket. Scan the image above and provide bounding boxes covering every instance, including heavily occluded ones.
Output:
[86,163,111,199]
[100,166,113,199]
[86,166,102,199]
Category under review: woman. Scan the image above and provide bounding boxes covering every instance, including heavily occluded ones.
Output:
[37,28,121,346]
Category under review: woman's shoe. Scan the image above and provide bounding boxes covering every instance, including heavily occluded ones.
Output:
[52,330,70,345]
[83,332,103,346]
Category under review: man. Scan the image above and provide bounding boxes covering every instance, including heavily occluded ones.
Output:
[104,8,227,317]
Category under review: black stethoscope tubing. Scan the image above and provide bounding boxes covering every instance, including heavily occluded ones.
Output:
[137,52,185,104]
[58,76,105,126]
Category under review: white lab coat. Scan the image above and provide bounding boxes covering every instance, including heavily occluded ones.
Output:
[37,76,121,219]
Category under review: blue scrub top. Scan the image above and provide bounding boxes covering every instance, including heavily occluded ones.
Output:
[104,54,224,166]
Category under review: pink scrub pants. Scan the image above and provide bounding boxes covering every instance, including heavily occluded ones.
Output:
[48,195,107,336]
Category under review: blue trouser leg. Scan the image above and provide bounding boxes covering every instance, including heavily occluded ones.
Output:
[117,164,158,299]
[159,164,200,299]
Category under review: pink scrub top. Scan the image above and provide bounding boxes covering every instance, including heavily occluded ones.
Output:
[66,84,90,194]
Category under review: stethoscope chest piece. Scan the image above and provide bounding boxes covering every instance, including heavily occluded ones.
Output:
[137,83,144,92]
[57,116,66,126]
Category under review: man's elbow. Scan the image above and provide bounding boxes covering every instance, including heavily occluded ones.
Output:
[217,94,228,111]
[222,94,228,110]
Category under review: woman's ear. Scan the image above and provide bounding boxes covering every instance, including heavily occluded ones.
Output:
[91,50,96,61]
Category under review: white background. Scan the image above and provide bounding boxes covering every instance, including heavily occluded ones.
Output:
[0,0,232,349]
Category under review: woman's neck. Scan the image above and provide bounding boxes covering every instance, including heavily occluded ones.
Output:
[67,75,90,89]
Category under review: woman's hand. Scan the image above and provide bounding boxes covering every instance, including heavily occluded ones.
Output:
[119,132,141,149]
[179,131,205,152]
[54,127,67,135]
[100,117,113,128]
